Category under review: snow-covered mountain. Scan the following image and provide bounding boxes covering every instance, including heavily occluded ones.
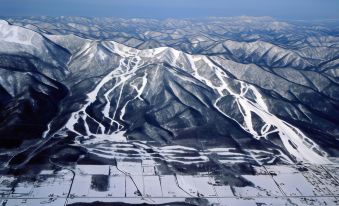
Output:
[0,17,338,175]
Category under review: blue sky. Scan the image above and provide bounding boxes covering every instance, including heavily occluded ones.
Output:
[1,0,339,20]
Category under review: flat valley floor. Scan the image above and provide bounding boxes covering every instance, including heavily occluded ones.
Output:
[1,161,339,206]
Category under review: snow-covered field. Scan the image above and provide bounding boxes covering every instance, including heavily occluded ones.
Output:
[1,162,339,205]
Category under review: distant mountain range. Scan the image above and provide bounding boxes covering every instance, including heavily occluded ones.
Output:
[0,17,338,173]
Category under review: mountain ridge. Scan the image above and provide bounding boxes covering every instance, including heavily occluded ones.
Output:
[0,17,338,171]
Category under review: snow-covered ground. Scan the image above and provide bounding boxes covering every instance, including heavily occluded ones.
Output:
[1,163,338,205]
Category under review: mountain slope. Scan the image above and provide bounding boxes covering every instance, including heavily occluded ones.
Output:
[0,18,338,172]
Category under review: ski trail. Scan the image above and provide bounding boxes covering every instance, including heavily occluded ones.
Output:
[59,45,149,143]
[52,42,329,164]
[185,55,329,164]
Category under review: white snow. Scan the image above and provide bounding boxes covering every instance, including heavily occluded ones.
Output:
[183,54,330,164]
[0,21,35,46]
[53,35,330,165]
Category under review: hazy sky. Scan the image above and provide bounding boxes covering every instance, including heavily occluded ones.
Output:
[1,0,339,20]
